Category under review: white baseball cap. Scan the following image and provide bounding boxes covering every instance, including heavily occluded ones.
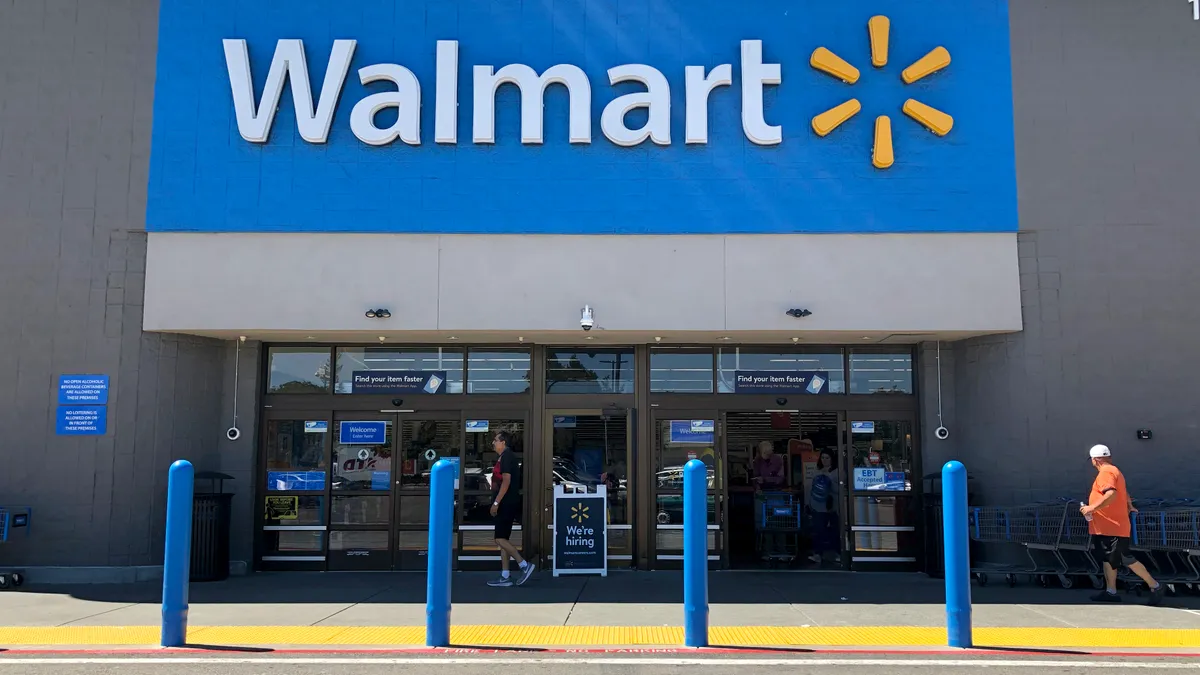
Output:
[1089,444,1111,458]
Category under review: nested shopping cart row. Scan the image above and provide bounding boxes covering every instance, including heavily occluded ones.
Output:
[963,499,1200,594]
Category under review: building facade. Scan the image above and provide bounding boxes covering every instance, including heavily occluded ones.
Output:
[1,0,1196,580]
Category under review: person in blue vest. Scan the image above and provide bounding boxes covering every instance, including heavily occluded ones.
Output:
[808,450,841,565]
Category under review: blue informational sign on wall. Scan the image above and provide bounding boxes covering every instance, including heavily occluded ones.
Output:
[734,371,829,394]
[305,421,328,433]
[465,420,489,433]
[148,0,1016,235]
[851,421,876,434]
[58,375,109,404]
[669,420,715,444]
[350,371,446,394]
[553,416,577,428]
[339,421,388,444]
[56,406,107,435]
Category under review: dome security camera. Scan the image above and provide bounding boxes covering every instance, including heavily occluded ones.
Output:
[226,427,241,441]
[580,305,595,331]
[935,426,950,441]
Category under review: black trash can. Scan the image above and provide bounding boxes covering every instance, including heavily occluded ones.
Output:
[922,471,978,578]
[191,471,235,582]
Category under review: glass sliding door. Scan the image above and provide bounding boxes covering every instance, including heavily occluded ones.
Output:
[458,415,527,568]
[329,414,395,570]
[845,416,919,569]
[651,411,720,567]
[543,410,634,566]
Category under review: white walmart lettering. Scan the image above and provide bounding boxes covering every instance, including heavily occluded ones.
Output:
[222,39,782,147]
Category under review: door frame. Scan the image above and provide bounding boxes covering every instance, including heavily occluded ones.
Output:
[841,410,921,570]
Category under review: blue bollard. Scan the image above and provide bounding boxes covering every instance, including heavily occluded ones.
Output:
[683,459,709,648]
[426,459,455,647]
[161,460,195,648]
[942,460,973,648]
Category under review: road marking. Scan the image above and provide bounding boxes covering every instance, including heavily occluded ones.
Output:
[0,657,1197,668]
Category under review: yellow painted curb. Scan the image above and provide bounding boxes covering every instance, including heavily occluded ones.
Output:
[0,625,1198,648]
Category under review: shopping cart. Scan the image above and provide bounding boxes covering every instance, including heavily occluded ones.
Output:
[1125,502,1200,596]
[0,506,31,589]
[755,492,799,567]
[968,500,1102,589]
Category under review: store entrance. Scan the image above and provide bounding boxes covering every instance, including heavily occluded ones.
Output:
[724,411,843,569]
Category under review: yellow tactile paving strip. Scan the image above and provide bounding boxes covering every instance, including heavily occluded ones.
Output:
[0,625,1198,648]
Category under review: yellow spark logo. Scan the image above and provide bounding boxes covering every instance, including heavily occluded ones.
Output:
[571,503,589,523]
[810,16,954,169]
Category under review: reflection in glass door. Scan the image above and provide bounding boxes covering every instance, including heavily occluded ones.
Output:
[846,417,919,569]
[327,413,461,570]
[544,411,633,566]
[652,412,720,567]
[394,416,461,569]
[329,414,395,570]
[260,414,330,570]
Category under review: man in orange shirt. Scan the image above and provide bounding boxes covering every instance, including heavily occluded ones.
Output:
[1079,444,1163,605]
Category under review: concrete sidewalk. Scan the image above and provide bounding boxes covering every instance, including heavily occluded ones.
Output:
[1,571,1198,649]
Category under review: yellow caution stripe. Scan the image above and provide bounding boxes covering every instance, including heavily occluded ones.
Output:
[0,626,1198,648]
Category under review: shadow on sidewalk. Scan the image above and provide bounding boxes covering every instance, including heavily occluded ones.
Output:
[13,570,1200,609]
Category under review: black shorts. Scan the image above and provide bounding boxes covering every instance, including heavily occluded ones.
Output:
[494,501,521,540]
[1092,535,1137,568]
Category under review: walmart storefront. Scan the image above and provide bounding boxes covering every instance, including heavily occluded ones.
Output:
[142,0,1019,573]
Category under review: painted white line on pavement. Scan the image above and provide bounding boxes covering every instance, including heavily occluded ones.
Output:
[0,658,1196,668]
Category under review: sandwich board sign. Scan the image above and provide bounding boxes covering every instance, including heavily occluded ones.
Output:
[552,484,607,577]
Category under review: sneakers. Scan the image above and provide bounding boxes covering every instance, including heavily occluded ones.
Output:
[1090,590,1121,603]
[516,562,537,586]
[487,576,514,587]
[1148,584,1165,607]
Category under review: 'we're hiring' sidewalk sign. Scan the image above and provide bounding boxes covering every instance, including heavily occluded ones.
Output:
[552,483,608,577]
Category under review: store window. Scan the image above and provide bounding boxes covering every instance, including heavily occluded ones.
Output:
[335,347,465,394]
[716,348,845,394]
[545,348,635,394]
[650,348,714,393]
[266,347,332,394]
[467,350,531,394]
[264,419,327,491]
[849,352,913,394]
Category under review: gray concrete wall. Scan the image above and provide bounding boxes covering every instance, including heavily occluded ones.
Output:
[952,0,1200,503]
[143,232,1022,337]
[0,0,234,576]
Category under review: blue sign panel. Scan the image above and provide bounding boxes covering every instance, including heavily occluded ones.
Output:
[553,416,577,428]
[350,371,446,394]
[148,0,1016,235]
[339,421,388,444]
[267,471,327,491]
[58,375,109,405]
[305,421,328,433]
[465,420,489,433]
[56,406,107,435]
[734,371,829,394]
[851,421,875,434]
[669,420,716,444]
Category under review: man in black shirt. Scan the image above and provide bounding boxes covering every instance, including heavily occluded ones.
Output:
[488,430,535,587]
